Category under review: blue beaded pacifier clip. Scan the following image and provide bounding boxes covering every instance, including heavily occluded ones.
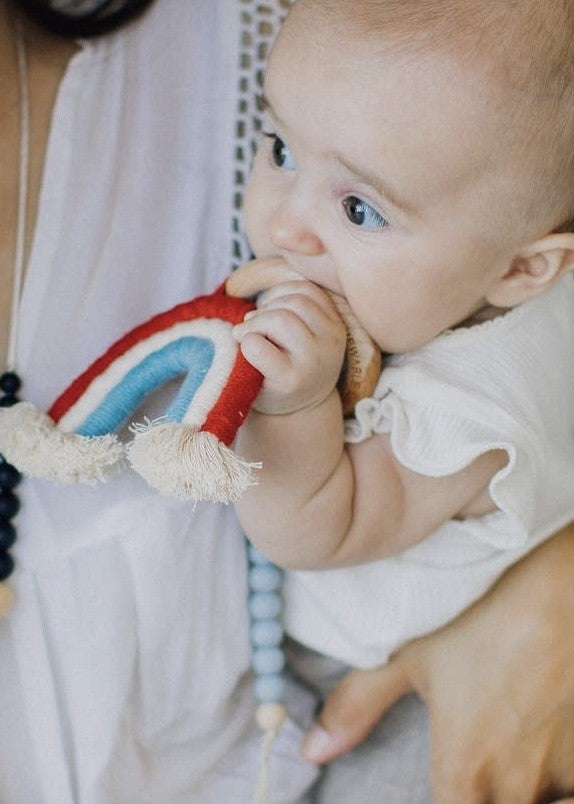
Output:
[247,542,287,804]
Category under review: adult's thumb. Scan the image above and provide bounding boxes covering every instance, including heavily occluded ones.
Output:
[301,659,412,763]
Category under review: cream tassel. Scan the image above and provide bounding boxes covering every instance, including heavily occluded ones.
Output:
[127,419,261,502]
[0,402,125,484]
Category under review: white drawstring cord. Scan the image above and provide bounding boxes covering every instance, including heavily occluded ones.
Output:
[8,17,30,373]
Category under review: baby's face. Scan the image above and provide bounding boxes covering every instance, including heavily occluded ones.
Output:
[244,1,541,353]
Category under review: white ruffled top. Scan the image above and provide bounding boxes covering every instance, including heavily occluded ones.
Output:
[284,274,574,668]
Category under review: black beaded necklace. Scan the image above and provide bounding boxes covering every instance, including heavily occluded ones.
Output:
[0,18,29,597]
[0,372,22,582]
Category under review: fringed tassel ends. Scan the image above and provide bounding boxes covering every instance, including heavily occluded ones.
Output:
[0,402,125,484]
[0,406,261,500]
[127,420,261,502]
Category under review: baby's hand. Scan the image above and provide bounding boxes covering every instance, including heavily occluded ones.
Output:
[232,280,347,415]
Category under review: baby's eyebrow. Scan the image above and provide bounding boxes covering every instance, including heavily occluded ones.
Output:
[337,155,417,218]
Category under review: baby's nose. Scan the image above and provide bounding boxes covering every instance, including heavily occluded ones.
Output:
[269,205,324,257]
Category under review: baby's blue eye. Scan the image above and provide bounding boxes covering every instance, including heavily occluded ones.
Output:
[342,196,388,230]
[266,133,296,171]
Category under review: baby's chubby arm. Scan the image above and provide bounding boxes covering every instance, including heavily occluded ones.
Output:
[233,282,507,570]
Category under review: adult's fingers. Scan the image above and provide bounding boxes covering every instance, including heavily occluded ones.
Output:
[430,716,552,804]
[301,659,412,764]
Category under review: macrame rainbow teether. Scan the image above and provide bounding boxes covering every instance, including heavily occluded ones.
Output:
[0,259,380,503]
[0,281,264,502]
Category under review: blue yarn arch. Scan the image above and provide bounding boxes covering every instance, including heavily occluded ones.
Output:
[77,337,215,437]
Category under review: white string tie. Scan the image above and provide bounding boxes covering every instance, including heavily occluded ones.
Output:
[8,17,30,374]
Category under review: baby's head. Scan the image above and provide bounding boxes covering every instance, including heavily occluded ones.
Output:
[244,0,574,352]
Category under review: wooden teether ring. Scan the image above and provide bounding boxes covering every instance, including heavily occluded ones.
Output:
[226,258,381,415]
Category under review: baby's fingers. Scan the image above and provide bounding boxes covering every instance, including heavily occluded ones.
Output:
[233,305,344,414]
[233,305,324,370]
[236,330,291,382]
[233,307,312,377]
[257,280,342,324]
[256,292,347,355]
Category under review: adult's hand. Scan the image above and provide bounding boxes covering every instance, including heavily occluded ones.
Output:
[302,523,574,803]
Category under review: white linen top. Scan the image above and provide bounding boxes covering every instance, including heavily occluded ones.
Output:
[1,2,317,802]
[283,274,574,669]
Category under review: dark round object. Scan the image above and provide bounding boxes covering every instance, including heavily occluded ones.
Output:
[0,394,19,408]
[0,491,20,520]
[0,464,21,490]
[0,372,21,395]
[0,520,16,551]
[0,551,14,582]
[15,0,156,38]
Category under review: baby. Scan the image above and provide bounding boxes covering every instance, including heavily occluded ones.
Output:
[233,0,574,702]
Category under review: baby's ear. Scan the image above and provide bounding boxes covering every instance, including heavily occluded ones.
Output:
[486,232,574,308]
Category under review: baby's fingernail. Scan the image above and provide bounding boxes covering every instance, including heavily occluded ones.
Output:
[243,310,257,320]
[301,726,345,764]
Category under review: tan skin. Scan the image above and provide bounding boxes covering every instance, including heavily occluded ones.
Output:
[1,4,574,801]
[0,1,77,366]
[307,522,574,803]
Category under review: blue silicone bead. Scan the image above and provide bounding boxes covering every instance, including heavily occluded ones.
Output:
[246,538,287,713]
[247,544,269,564]
[252,647,285,675]
[254,673,286,703]
[248,564,282,593]
[251,619,283,647]
[249,591,282,620]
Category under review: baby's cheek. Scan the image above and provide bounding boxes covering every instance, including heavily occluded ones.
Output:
[243,168,271,257]
[242,191,259,252]
[243,210,272,261]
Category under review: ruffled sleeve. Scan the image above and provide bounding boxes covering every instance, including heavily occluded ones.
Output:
[345,365,540,548]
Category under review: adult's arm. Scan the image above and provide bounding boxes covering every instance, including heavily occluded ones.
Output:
[303,522,574,803]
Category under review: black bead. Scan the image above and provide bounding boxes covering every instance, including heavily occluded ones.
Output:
[0,490,19,520]
[0,372,21,395]
[0,550,14,581]
[0,394,19,407]
[0,519,16,551]
[0,463,21,489]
